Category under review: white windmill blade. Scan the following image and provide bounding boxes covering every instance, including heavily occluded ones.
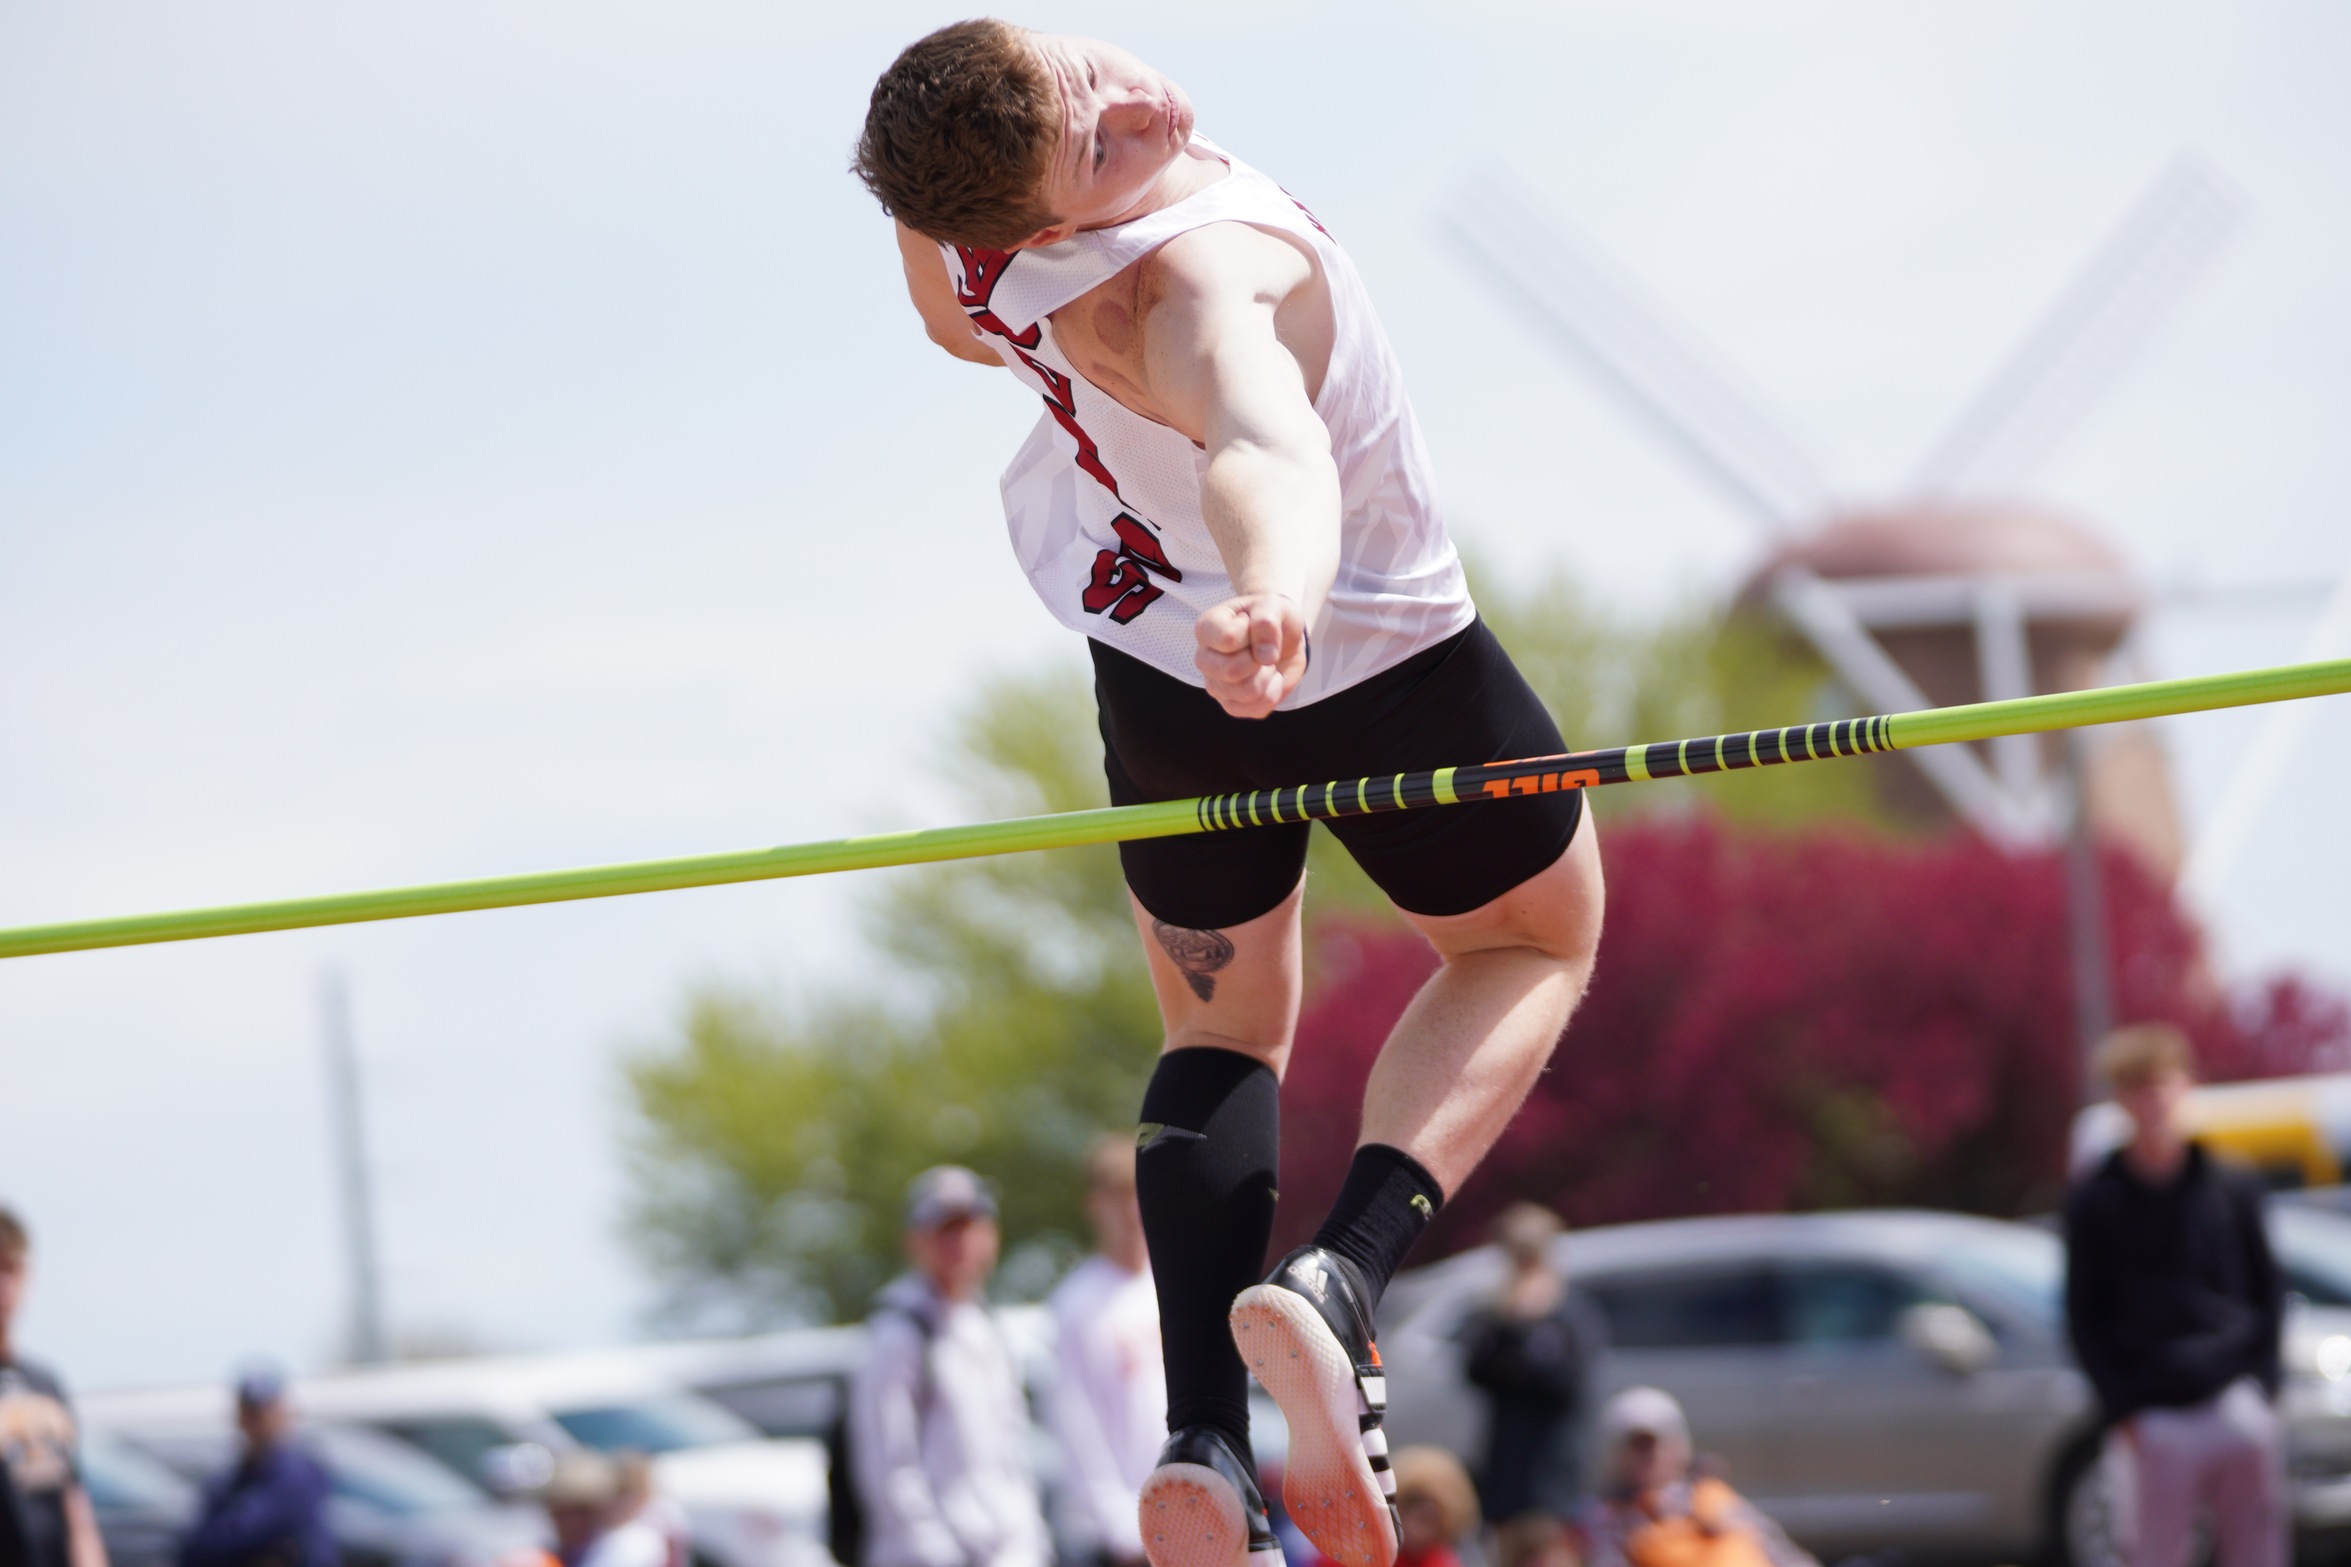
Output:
[1911,156,2242,499]
[2180,557,2351,906]
[1772,567,2044,845]
[1438,174,1832,535]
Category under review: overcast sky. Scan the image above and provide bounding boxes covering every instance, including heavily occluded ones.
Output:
[4,0,2348,1391]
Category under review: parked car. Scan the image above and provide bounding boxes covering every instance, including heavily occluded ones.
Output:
[1377,1209,2351,1567]
[87,1357,824,1567]
[78,1426,196,1567]
[86,1414,546,1567]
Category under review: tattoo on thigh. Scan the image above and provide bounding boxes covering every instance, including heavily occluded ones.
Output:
[1151,919,1236,1002]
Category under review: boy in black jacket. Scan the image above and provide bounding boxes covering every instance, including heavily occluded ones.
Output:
[2065,1024,2286,1567]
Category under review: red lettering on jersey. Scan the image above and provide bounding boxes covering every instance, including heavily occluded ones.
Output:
[947,243,1175,626]
[952,248,1042,348]
[1041,397,1122,497]
[1081,512,1180,624]
[953,246,1018,308]
[1021,356,1075,410]
[1082,549,1164,623]
[1111,513,1180,580]
[947,247,1128,502]
[970,309,1040,349]
[1002,350,1121,498]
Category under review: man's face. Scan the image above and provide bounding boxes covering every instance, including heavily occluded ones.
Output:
[1019,33,1195,244]
[1615,1430,1687,1493]
[0,1250,25,1334]
[237,1397,292,1452]
[1084,1177,1142,1258]
[549,1500,607,1556]
[908,1214,1000,1300]
[2117,1068,2191,1144]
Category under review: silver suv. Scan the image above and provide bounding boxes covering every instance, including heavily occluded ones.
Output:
[1377,1209,2351,1567]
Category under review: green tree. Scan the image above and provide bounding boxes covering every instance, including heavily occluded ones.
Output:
[624,666,1160,1326]
[623,565,1896,1325]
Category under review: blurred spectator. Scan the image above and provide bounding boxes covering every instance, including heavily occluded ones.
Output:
[1046,1137,1163,1567]
[1492,1516,1579,1567]
[1390,1448,1479,1567]
[0,1206,109,1567]
[2065,1024,2286,1567]
[514,1453,666,1567]
[849,1167,1047,1567]
[178,1369,335,1567]
[610,1454,687,1567]
[1461,1204,1606,1526]
[1580,1388,1813,1567]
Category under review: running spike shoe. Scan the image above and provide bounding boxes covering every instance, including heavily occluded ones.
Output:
[1137,1426,1284,1567]
[1229,1246,1400,1567]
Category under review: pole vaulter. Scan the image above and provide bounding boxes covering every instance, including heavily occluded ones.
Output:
[1,655,2345,963]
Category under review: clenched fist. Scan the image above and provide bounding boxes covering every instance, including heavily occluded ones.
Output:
[1195,593,1307,719]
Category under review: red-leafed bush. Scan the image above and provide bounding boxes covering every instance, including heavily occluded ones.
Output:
[1274,816,2351,1261]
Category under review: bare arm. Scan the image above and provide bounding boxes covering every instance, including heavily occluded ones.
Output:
[895,221,1003,367]
[1140,224,1340,718]
[66,1486,110,1567]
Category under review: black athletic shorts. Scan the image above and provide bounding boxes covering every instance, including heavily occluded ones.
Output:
[1091,617,1583,931]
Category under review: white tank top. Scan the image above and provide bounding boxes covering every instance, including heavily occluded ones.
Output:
[941,137,1473,710]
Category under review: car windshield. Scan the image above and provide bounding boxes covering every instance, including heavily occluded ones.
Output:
[78,1432,195,1512]
[552,1396,756,1454]
[311,1426,494,1516]
[2269,1206,2351,1305]
[1932,1224,2063,1323]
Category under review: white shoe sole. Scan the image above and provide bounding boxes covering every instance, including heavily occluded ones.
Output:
[1230,1284,1397,1567]
[1140,1461,1277,1567]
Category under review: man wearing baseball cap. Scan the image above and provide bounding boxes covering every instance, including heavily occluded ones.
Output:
[178,1367,335,1567]
[1580,1389,1812,1567]
[846,1168,1047,1567]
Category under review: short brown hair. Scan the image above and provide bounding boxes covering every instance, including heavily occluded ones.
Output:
[2097,1022,2196,1091]
[853,20,1062,248]
[0,1205,27,1263]
[1391,1446,1479,1541]
[1491,1201,1561,1256]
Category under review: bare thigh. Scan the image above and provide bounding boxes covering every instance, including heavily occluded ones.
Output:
[1130,876,1307,1077]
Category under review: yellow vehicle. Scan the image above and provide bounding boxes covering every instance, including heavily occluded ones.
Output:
[2070,1071,2351,1188]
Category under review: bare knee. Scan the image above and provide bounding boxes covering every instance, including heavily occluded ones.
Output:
[1411,821,1605,976]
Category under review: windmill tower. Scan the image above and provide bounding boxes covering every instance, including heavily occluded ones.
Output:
[1439,159,2241,879]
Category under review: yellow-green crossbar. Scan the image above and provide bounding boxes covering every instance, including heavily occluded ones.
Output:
[2,656,2346,962]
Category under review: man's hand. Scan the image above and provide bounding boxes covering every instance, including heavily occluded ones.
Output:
[1196,593,1307,718]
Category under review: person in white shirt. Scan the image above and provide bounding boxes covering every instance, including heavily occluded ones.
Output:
[851,1167,1050,1567]
[1048,1137,1167,1567]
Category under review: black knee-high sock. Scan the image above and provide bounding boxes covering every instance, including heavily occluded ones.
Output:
[1311,1144,1444,1309]
[1137,1046,1280,1457]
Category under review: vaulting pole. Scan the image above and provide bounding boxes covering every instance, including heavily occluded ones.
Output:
[3,656,2347,963]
